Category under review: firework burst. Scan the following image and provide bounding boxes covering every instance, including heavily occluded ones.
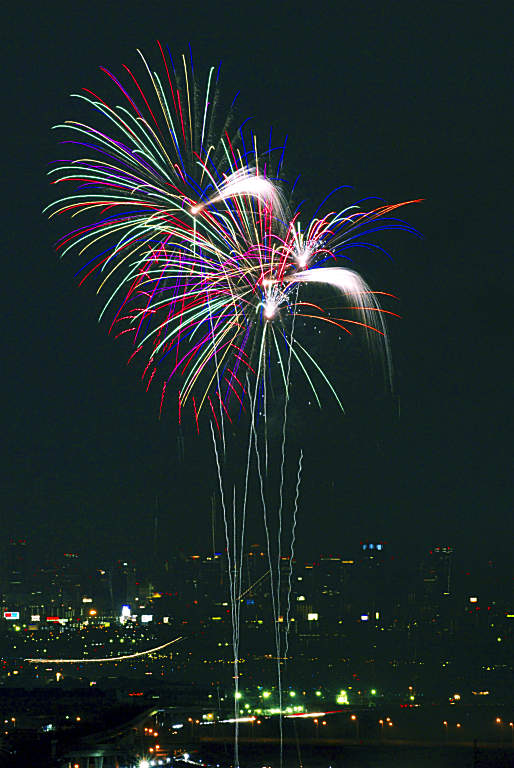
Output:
[46,45,420,429]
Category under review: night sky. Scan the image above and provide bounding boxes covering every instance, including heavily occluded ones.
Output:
[3,2,511,567]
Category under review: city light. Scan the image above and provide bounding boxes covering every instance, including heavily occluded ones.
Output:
[3,540,512,745]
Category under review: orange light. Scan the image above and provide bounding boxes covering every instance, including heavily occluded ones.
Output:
[155,744,160,749]
[456,723,461,728]
[351,715,357,721]
[322,720,327,726]
[89,609,97,616]
[496,718,502,724]
[379,720,384,725]
[443,721,448,726]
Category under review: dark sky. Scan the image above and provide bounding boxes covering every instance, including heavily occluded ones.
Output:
[3,2,511,567]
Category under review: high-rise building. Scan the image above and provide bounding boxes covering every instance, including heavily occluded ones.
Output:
[3,538,28,601]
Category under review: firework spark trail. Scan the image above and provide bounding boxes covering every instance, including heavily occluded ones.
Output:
[285,449,303,663]
[210,421,242,767]
[245,336,287,767]
[211,347,265,768]
[273,304,298,768]
[25,636,182,663]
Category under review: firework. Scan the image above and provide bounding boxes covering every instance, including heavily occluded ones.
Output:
[47,46,420,768]
[25,636,182,663]
[46,46,419,429]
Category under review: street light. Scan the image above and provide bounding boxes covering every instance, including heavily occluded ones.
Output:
[350,714,359,740]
